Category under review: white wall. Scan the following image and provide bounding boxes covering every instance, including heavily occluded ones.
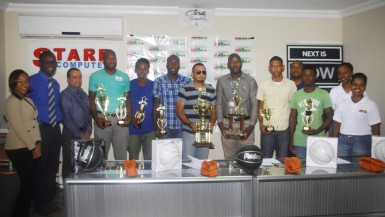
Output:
[342,6,385,135]
[0,11,6,128]
[3,11,342,159]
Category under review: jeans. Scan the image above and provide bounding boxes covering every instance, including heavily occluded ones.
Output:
[338,134,371,157]
[182,132,209,162]
[128,131,156,160]
[294,146,307,159]
[261,128,290,158]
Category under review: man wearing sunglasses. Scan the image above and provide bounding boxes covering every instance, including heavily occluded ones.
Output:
[176,63,216,161]
[216,53,258,160]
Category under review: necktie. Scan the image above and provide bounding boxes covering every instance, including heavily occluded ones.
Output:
[48,79,57,127]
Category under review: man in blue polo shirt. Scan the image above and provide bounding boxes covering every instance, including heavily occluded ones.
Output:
[89,49,131,160]
[27,50,62,215]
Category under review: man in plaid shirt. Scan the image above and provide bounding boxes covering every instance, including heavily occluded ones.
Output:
[153,55,190,138]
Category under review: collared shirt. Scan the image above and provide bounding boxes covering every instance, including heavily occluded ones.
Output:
[216,72,258,126]
[89,68,130,113]
[176,82,216,133]
[329,83,352,110]
[129,79,155,135]
[256,78,296,130]
[60,86,92,139]
[27,71,63,124]
[153,74,190,130]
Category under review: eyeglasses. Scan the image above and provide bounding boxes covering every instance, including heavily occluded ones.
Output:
[196,70,207,75]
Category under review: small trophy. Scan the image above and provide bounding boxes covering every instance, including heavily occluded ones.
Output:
[116,93,127,125]
[95,84,111,127]
[133,96,148,128]
[156,102,167,135]
[303,99,313,131]
[227,80,246,139]
[260,98,274,132]
[193,87,214,149]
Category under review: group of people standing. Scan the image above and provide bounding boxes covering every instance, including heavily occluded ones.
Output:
[3,49,382,217]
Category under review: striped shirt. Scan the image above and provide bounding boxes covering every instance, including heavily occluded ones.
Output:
[177,82,216,133]
[153,74,190,130]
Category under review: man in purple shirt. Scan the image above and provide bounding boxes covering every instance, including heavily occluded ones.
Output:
[60,68,92,180]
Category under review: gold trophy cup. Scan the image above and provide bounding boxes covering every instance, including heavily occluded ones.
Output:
[156,102,167,135]
[193,87,214,149]
[95,84,111,127]
[116,93,127,125]
[133,96,148,128]
[227,80,246,139]
[303,99,313,131]
[260,99,274,132]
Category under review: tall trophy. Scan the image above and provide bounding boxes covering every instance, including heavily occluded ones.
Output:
[133,96,148,128]
[193,87,214,149]
[95,84,111,127]
[227,80,246,139]
[260,98,274,132]
[156,102,167,135]
[303,99,313,131]
[116,93,127,125]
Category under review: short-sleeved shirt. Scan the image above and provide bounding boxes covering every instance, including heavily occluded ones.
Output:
[290,87,332,147]
[153,74,190,130]
[89,69,130,113]
[329,84,352,110]
[176,82,216,134]
[129,79,155,135]
[333,96,381,135]
[256,78,296,130]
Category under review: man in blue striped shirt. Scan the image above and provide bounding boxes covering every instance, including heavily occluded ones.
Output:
[153,55,190,138]
[176,63,216,161]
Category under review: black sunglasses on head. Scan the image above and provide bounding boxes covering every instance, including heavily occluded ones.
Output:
[196,70,207,75]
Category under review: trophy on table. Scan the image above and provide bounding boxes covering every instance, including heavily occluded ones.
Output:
[260,98,275,132]
[303,99,313,131]
[193,87,214,149]
[95,84,111,127]
[156,102,167,135]
[227,80,246,139]
[133,96,148,128]
[116,93,127,125]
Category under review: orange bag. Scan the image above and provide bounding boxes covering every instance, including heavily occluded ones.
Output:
[201,160,218,177]
[124,160,138,177]
[359,157,385,173]
[284,157,301,173]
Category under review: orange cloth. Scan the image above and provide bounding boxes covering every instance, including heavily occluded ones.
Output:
[201,160,218,177]
[124,160,138,177]
[284,157,302,173]
[359,157,385,173]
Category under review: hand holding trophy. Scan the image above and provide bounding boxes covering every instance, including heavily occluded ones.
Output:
[260,98,274,132]
[156,102,167,136]
[95,84,111,127]
[303,99,313,131]
[133,96,148,128]
[116,93,127,125]
[193,87,214,149]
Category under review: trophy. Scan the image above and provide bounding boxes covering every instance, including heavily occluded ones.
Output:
[116,93,127,125]
[303,99,313,131]
[227,80,246,139]
[260,98,274,132]
[193,87,214,149]
[156,102,167,135]
[133,96,148,128]
[95,84,111,127]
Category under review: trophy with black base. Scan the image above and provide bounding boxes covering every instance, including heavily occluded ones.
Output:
[156,102,167,135]
[193,87,214,149]
[95,84,111,127]
[133,96,148,128]
[116,93,127,125]
[303,99,313,131]
[227,80,246,139]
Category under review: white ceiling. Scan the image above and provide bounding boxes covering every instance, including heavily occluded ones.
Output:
[2,0,385,17]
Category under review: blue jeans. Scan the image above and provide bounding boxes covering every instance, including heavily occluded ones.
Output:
[261,128,290,158]
[182,132,209,162]
[158,128,183,139]
[338,134,371,157]
[294,146,307,159]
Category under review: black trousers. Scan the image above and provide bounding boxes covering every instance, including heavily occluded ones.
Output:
[33,124,61,210]
[61,127,75,180]
[6,148,37,217]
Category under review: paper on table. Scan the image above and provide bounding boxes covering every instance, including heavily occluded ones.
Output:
[262,158,281,166]
[182,155,211,169]
[337,158,350,164]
